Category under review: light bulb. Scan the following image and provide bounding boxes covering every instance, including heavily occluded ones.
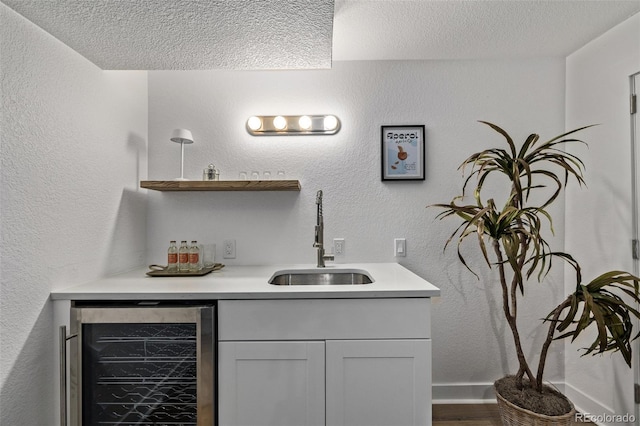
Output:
[298,115,312,130]
[273,116,287,130]
[247,116,262,131]
[324,115,338,131]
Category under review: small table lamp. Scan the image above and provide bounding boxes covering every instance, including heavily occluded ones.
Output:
[170,128,194,181]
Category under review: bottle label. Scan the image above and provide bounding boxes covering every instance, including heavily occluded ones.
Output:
[168,253,178,264]
[179,253,189,264]
[189,253,199,264]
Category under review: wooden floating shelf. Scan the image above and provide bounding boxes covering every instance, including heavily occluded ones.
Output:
[140,180,301,192]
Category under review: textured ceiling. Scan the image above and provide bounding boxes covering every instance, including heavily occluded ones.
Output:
[333,0,640,60]
[2,0,335,70]
[3,0,640,70]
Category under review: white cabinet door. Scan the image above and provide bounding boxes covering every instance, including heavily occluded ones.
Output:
[326,339,432,426]
[218,341,325,426]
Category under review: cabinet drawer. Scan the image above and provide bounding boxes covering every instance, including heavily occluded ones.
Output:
[218,298,431,341]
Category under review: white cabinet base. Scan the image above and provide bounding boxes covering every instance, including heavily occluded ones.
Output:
[326,339,432,426]
[218,341,325,426]
[218,299,433,426]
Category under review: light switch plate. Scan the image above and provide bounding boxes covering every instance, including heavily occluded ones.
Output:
[333,238,345,256]
[394,238,406,257]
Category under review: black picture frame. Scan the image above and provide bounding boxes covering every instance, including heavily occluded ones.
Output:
[381,125,425,181]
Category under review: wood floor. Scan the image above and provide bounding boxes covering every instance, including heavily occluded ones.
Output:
[433,404,597,425]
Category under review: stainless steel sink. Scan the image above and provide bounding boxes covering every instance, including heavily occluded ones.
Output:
[268,269,373,285]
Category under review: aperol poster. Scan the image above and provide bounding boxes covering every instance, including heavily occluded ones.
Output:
[381,125,425,181]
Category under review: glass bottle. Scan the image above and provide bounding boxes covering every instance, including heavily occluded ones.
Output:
[203,164,220,181]
[189,241,200,272]
[178,241,189,272]
[167,240,178,273]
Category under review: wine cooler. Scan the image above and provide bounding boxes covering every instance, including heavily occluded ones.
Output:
[62,302,215,426]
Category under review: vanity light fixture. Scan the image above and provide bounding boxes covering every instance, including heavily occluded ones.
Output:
[170,128,194,181]
[246,115,341,136]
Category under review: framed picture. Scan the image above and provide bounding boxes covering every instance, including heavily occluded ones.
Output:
[381,125,425,181]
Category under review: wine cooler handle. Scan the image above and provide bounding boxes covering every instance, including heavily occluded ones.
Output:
[59,326,77,426]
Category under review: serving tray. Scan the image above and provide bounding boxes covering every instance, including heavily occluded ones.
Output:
[146,263,225,277]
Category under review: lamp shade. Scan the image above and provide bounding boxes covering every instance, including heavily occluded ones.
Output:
[170,128,194,144]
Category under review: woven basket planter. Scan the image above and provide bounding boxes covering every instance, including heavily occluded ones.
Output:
[495,386,576,426]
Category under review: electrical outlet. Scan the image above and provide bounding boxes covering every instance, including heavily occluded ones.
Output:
[394,238,406,257]
[223,239,236,259]
[333,238,345,256]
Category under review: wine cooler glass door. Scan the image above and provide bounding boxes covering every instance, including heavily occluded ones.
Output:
[69,305,215,426]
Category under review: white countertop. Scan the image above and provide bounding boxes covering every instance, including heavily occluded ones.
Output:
[50,263,440,300]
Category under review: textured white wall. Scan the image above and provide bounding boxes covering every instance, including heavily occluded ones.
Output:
[0,5,148,424]
[147,59,567,398]
[565,13,640,424]
[10,3,628,418]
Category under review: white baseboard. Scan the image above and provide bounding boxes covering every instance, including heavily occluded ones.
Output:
[432,382,496,404]
[432,381,566,405]
[564,382,636,426]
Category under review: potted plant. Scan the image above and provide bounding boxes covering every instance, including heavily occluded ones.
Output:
[431,121,640,424]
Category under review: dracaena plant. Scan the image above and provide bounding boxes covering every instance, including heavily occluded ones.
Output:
[431,121,640,394]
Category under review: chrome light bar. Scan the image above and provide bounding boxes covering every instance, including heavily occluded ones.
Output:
[246,115,341,136]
